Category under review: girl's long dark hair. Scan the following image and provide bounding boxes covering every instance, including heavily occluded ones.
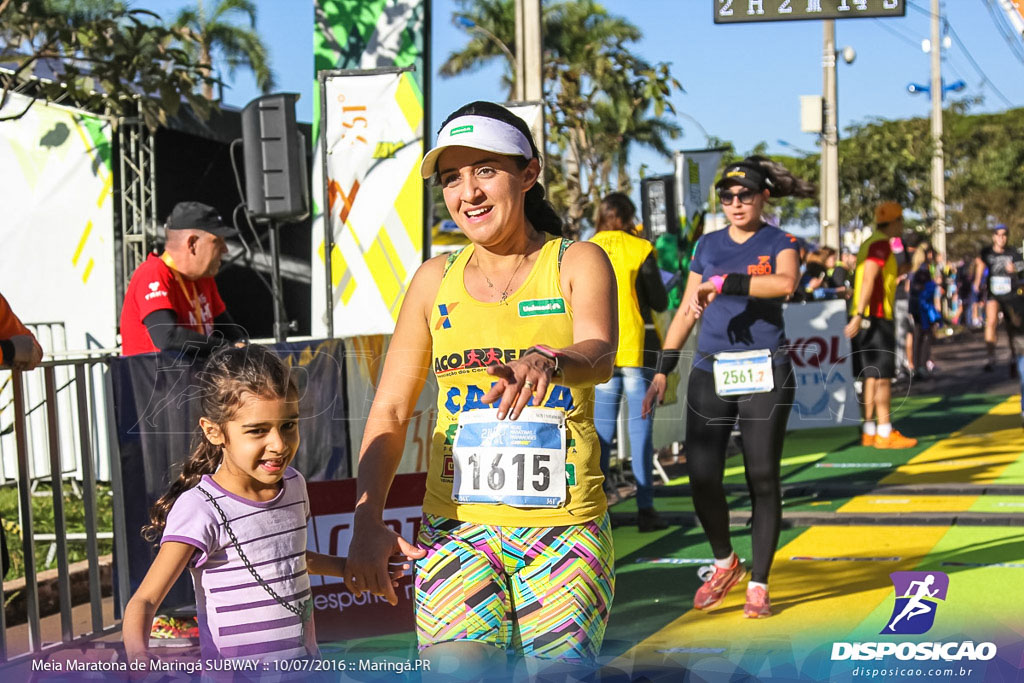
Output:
[735,155,817,199]
[436,101,564,237]
[141,345,296,544]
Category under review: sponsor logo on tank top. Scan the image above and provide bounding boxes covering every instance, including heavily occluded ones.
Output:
[518,297,566,317]
[434,347,526,375]
[436,302,459,330]
[747,255,773,275]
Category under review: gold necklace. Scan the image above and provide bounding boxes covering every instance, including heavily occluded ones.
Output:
[476,252,528,304]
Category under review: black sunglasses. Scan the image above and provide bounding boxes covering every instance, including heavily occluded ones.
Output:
[719,189,758,205]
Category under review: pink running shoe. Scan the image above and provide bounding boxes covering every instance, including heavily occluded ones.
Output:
[744,585,772,618]
[694,556,745,611]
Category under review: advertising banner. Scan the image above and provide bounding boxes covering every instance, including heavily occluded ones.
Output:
[0,93,116,349]
[313,69,424,337]
[343,333,437,475]
[312,0,428,338]
[673,148,726,237]
[782,299,858,430]
[0,93,116,484]
[306,472,425,640]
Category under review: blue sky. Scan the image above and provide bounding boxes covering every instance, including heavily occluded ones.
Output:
[144,0,1024,182]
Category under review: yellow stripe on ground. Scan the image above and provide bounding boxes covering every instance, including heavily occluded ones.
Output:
[838,494,977,514]
[881,396,1024,485]
[613,526,947,671]
[81,258,94,284]
[667,452,825,486]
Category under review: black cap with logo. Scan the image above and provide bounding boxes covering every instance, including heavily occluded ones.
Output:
[715,163,768,192]
[165,202,237,238]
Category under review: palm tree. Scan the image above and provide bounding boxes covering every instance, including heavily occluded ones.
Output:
[440,0,517,100]
[173,0,275,101]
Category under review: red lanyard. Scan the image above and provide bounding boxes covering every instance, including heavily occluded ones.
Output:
[160,252,208,334]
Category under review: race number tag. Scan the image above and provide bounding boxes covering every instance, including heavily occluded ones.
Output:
[713,349,774,396]
[991,276,1012,296]
[451,407,567,508]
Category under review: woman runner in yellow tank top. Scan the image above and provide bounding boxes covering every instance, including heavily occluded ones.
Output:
[344,102,618,679]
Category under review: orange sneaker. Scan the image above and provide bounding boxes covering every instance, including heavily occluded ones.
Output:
[694,556,746,611]
[744,585,772,618]
[874,429,918,449]
[861,432,874,447]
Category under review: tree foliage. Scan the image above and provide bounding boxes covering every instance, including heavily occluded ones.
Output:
[0,0,217,129]
[173,0,275,101]
[835,101,1024,259]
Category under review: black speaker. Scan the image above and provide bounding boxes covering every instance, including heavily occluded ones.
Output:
[640,174,679,241]
[241,93,309,221]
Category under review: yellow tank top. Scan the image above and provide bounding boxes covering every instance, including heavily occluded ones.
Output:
[590,230,654,368]
[424,237,606,526]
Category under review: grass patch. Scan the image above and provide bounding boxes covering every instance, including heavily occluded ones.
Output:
[1,482,113,583]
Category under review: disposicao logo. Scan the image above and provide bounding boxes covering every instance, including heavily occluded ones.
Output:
[830,570,997,663]
[882,571,948,635]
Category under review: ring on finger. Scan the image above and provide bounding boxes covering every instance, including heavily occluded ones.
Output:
[523,379,535,389]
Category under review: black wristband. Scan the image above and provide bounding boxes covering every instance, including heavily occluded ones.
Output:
[656,349,681,375]
[0,339,14,367]
[722,273,752,296]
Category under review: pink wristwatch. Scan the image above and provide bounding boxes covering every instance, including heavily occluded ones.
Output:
[525,344,563,377]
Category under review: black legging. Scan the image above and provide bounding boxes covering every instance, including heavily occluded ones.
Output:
[685,362,795,584]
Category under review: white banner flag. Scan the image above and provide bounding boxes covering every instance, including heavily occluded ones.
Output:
[313,68,424,337]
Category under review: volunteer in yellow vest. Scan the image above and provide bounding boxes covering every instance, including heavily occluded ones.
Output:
[590,192,668,531]
[844,201,918,449]
[345,102,617,678]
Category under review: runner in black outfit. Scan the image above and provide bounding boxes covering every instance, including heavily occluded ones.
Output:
[642,156,813,619]
[975,224,1024,375]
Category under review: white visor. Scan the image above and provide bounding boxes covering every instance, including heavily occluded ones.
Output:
[420,114,534,179]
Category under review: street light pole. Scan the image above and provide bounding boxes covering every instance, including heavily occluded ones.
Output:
[821,20,840,250]
[515,0,543,102]
[930,0,947,258]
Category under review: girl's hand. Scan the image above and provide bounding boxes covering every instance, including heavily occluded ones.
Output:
[641,373,668,419]
[345,515,426,606]
[689,282,718,319]
[387,553,413,585]
[480,352,557,420]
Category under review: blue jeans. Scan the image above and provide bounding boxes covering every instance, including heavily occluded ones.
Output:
[594,367,655,510]
[1018,355,1024,414]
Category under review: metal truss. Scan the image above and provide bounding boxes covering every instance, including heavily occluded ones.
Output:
[116,117,157,308]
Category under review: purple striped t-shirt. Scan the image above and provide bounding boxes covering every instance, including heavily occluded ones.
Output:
[162,468,317,662]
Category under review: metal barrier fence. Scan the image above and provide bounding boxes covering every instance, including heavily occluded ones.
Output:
[0,352,129,665]
[0,324,113,485]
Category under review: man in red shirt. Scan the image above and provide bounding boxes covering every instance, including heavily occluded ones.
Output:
[120,202,245,356]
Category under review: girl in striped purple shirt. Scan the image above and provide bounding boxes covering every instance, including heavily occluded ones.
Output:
[122,345,412,667]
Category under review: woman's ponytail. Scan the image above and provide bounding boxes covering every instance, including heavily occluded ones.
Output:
[745,155,817,199]
[525,182,564,237]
